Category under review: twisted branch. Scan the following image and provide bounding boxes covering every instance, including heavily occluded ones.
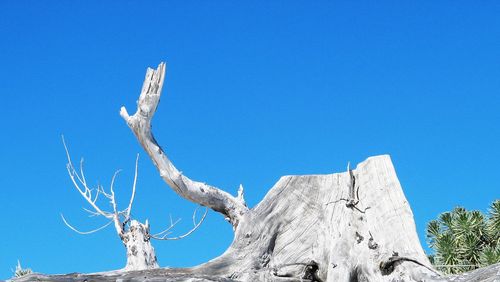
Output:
[120,62,249,229]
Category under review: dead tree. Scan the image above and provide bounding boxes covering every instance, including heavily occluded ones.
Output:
[17,63,500,281]
[118,62,438,279]
[118,63,495,281]
[61,138,207,271]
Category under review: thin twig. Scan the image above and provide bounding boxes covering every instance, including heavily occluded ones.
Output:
[60,213,113,235]
[126,154,139,221]
[152,207,208,240]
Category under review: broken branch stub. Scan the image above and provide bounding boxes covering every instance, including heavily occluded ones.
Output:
[120,62,249,229]
[16,63,499,281]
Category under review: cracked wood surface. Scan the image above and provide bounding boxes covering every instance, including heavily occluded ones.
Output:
[120,63,248,228]
[13,155,500,281]
[14,63,499,281]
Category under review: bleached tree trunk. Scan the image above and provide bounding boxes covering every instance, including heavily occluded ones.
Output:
[122,220,159,271]
[185,155,439,281]
[17,156,500,281]
[118,63,494,281]
[16,63,500,281]
[62,142,159,271]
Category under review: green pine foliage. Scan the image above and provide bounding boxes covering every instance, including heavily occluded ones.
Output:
[426,200,500,274]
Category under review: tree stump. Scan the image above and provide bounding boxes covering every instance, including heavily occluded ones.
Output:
[15,63,500,281]
[14,155,500,281]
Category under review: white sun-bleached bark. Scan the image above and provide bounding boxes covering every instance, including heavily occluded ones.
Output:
[115,63,443,281]
[61,141,159,270]
[120,62,248,228]
[16,62,500,282]
[61,137,125,235]
[151,207,208,240]
[62,139,207,271]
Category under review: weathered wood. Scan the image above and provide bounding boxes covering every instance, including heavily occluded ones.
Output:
[120,63,248,228]
[12,155,500,280]
[62,141,159,271]
[123,220,159,271]
[116,63,440,281]
[185,155,439,281]
[14,63,500,281]
[13,263,500,281]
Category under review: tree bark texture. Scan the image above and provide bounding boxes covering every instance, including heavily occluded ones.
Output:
[120,63,248,229]
[188,155,440,281]
[14,156,500,281]
[14,63,500,281]
[123,220,159,271]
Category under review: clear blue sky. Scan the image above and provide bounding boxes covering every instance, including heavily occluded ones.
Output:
[1,1,499,279]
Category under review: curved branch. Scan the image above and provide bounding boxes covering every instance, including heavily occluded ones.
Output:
[120,62,249,228]
[152,217,181,238]
[380,255,440,276]
[109,170,121,216]
[62,136,113,219]
[62,137,127,235]
[151,207,208,240]
[125,154,139,221]
[60,213,113,235]
[109,170,124,234]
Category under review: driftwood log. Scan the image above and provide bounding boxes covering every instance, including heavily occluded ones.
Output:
[14,63,500,282]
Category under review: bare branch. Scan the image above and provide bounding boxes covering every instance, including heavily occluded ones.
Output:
[126,154,139,221]
[152,218,182,238]
[109,170,122,216]
[151,207,208,240]
[120,63,249,228]
[61,213,113,235]
[82,207,103,217]
[80,158,87,186]
[109,170,124,234]
[62,136,113,219]
[98,184,113,199]
[61,137,133,235]
[92,187,100,204]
